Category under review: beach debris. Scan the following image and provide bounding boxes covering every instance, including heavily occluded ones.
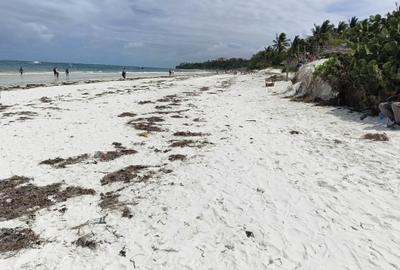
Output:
[265,80,275,87]
[362,133,389,141]
[0,175,95,221]
[0,105,12,112]
[118,112,137,117]
[94,149,137,162]
[138,100,154,105]
[112,142,124,149]
[160,168,173,174]
[138,131,151,137]
[193,118,206,122]
[183,91,200,97]
[100,165,149,185]
[39,154,90,168]
[155,105,173,110]
[256,188,265,194]
[173,131,208,137]
[0,228,40,253]
[200,86,210,91]
[131,116,165,123]
[127,117,165,132]
[24,84,46,89]
[220,79,233,88]
[99,192,134,218]
[225,244,234,250]
[74,234,97,250]
[40,144,137,167]
[168,154,187,161]
[122,207,133,219]
[169,140,196,148]
[94,90,117,98]
[157,95,180,103]
[245,231,255,238]
[39,96,52,103]
[269,74,286,82]
[55,186,96,202]
[317,181,338,192]
[360,113,369,121]
[119,247,127,257]
[99,192,121,210]
[17,116,34,121]
[3,111,38,118]
[147,109,189,115]
[289,130,301,135]
[58,206,68,214]
[169,139,211,148]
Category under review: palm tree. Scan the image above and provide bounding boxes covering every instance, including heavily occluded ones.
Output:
[349,16,359,28]
[320,20,335,33]
[289,35,304,56]
[273,33,290,53]
[337,21,349,34]
[311,20,335,50]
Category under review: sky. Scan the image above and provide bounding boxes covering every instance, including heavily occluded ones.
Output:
[0,0,397,68]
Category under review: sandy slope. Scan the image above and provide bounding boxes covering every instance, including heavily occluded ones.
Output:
[0,73,399,270]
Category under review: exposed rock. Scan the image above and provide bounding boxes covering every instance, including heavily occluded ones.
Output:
[288,59,337,103]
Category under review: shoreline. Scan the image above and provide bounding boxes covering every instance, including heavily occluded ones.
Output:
[0,72,215,93]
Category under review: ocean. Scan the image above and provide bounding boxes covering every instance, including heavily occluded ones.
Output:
[0,60,199,88]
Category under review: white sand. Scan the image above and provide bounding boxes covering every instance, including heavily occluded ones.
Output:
[0,73,399,269]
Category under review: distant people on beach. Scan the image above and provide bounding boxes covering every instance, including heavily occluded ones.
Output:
[379,88,400,127]
[19,66,24,76]
[169,69,174,77]
[65,68,70,79]
[53,67,59,79]
[122,67,127,79]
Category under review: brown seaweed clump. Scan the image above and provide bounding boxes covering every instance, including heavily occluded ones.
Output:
[0,227,40,253]
[0,176,95,221]
[362,133,389,141]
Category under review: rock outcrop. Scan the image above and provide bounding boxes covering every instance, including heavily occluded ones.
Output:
[289,59,337,103]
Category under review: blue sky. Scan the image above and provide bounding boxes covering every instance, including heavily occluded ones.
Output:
[0,0,396,67]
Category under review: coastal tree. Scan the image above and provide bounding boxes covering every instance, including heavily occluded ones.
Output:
[273,33,290,53]
[336,21,349,34]
[349,16,359,28]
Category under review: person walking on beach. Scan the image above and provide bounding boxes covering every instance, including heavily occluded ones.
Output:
[122,67,127,80]
[379,88,400,127]
[53,67,59,80]
[19,66,24,77]
[169,69,172,77]
[65,68,70,79]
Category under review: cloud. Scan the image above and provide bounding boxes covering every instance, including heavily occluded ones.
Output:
[25,22,54,42]
[124,41,144,49]
[0,0,396,67]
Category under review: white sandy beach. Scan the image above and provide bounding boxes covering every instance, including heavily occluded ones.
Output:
[0,72,399,270]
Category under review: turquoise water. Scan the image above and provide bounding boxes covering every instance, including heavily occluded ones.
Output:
[0,60,167,74]
[0,60,201,87]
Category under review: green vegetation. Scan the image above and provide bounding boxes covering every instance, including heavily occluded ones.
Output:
[177,7,400,112]
[176,58,249,70]
[316,10,400,112]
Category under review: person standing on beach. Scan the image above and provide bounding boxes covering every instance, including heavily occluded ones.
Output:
[53,67,59,80]
[65,68,70,79]
[122,67,127,80]
[19,66,24,77]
